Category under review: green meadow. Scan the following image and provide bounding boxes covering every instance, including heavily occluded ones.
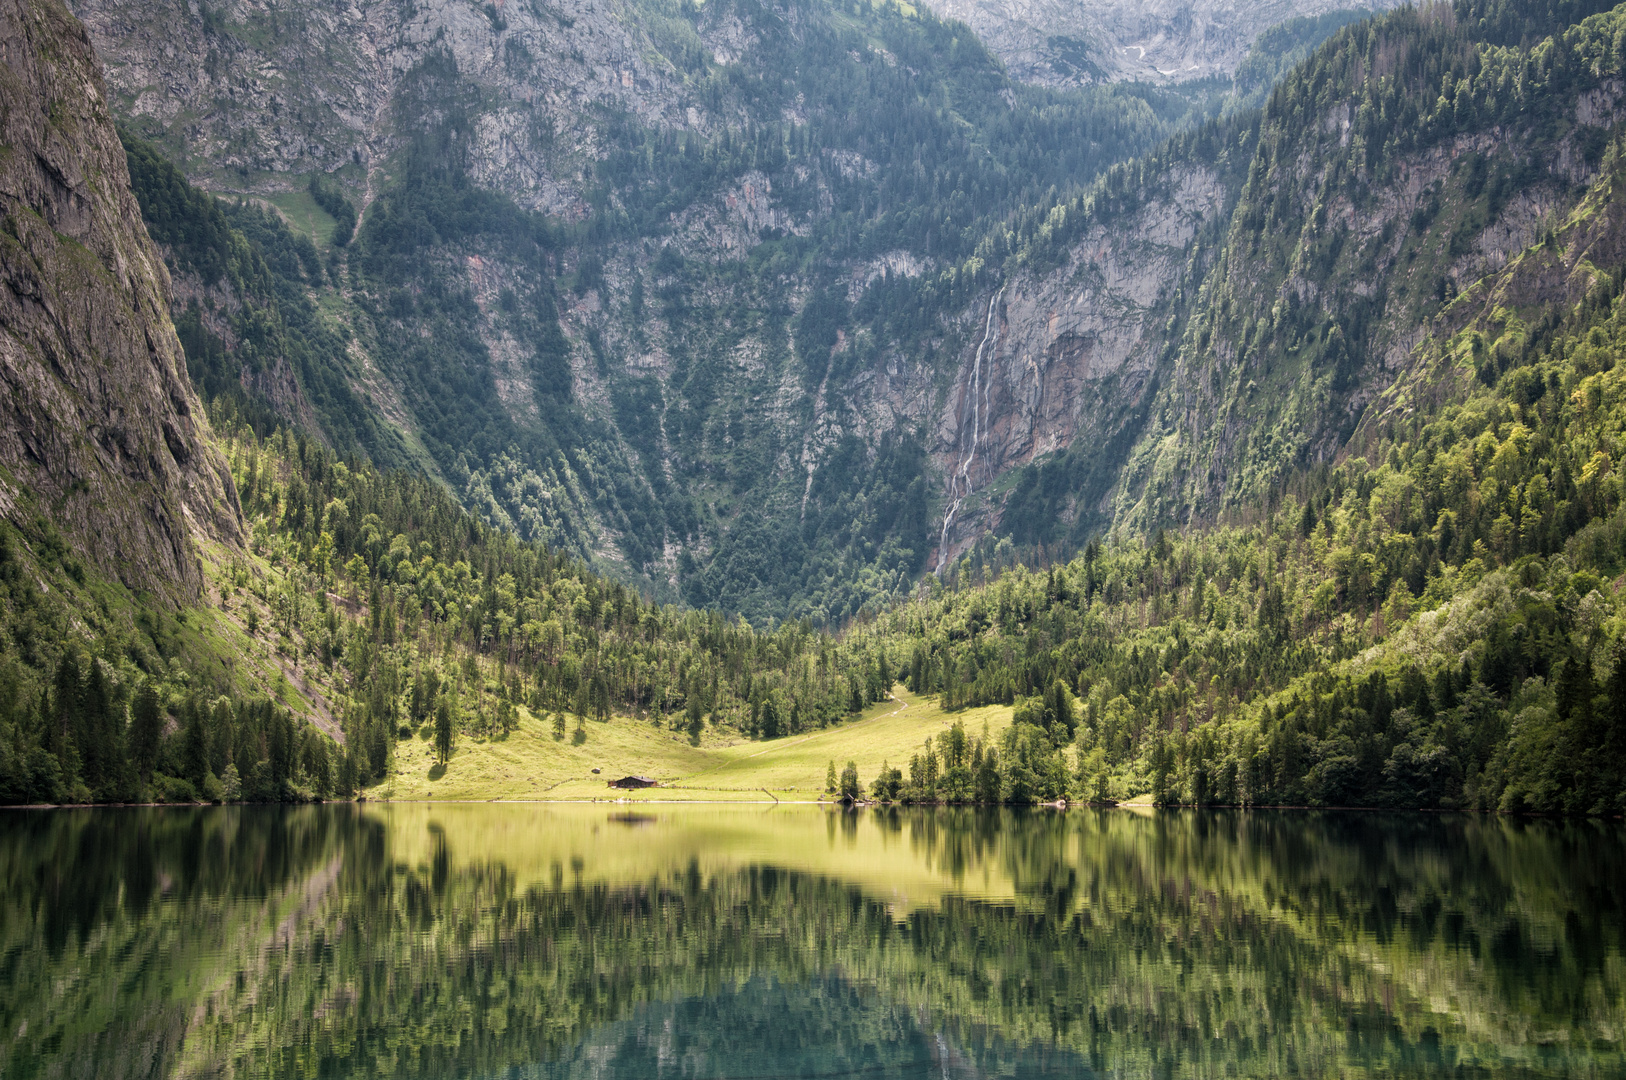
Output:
[379,686,1014,802]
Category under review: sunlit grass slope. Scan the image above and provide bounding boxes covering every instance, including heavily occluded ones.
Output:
[264,190,338,248]
[379,686,1013,802]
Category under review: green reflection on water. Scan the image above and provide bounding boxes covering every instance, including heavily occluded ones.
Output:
[0,806,1621,1079]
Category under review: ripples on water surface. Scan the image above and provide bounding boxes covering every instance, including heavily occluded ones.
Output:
[0,805,1622,1079]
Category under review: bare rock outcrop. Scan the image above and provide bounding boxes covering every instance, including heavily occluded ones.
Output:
[68,0,695,213]
[0,0,240,601]
[932,167,1226,561]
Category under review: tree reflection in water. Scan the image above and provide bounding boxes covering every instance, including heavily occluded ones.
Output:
[0,806,1620,1079]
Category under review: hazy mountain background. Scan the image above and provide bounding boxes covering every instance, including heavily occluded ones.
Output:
[914,0,1402,87]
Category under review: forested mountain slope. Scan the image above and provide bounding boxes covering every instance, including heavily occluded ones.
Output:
[970,0,1626,555]
[849,86,1626,818]
[70,0,1248,622]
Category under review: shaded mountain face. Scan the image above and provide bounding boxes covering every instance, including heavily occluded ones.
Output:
[72,0,1232,621]
[912,0,1403,87]
[58,0,1626,622]
[0,0,239,602]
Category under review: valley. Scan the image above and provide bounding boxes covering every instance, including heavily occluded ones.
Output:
[0,0,1621,818]
[5,1,1626,1075]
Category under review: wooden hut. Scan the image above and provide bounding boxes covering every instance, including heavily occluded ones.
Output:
[607,775,658,789]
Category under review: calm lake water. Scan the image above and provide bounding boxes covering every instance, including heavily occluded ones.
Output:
[1,805,1622,1079]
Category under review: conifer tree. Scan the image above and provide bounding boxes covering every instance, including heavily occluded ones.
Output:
[434,697,455,766]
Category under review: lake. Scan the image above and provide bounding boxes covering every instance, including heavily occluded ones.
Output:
[0,805,1621,1078]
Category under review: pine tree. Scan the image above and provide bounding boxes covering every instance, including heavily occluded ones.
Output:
[182,696,209,791]
[128,681,163,785]
[434,696,455,765]
[839,760,863,801]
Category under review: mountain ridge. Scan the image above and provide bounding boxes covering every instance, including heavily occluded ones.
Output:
[68,0,1257,620]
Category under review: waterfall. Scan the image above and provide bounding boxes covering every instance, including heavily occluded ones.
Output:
[937,288,1003,574]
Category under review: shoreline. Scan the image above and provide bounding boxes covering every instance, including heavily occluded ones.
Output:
[4,798,1622,818]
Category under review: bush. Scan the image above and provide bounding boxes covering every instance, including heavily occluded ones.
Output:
[152,774,199,803]
[201,771,225,804]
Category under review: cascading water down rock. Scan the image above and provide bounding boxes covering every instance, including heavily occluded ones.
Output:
[937,287,1003,574]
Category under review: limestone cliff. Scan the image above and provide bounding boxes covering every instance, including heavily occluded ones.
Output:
[0,0,239,601]
[931,166,1227,563]
[69,0,694,210]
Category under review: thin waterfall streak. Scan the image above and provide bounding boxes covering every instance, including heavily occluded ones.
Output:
[938,288,1002,573]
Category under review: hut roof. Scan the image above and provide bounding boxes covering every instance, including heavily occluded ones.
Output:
[607,775,659,789]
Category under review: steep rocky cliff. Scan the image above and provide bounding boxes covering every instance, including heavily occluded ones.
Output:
[71,0,690,208]
[931,164,1229,562]
[0,0,239,601]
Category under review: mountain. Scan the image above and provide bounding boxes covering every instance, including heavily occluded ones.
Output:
[959,0,1626,551]
[0,0,239,602]
[69,0,1245,622]
[72,0,1626,632]
[912,0,1400,88]
[4,0,1626,815]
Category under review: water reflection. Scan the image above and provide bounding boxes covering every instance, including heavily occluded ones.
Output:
[0,806,1621,1079]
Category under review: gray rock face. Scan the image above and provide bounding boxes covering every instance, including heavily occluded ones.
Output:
[913,0,1400,86]
[0,0,239,601]
[69,0,691,210]
[932,167,1225,563]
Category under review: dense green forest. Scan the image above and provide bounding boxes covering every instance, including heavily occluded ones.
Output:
[0,405,902,805]
[848,231,1626,814]
[0,506,336,805]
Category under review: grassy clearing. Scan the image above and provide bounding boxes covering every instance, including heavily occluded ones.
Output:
[376,686,1014,802]
[264,190,338,248]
